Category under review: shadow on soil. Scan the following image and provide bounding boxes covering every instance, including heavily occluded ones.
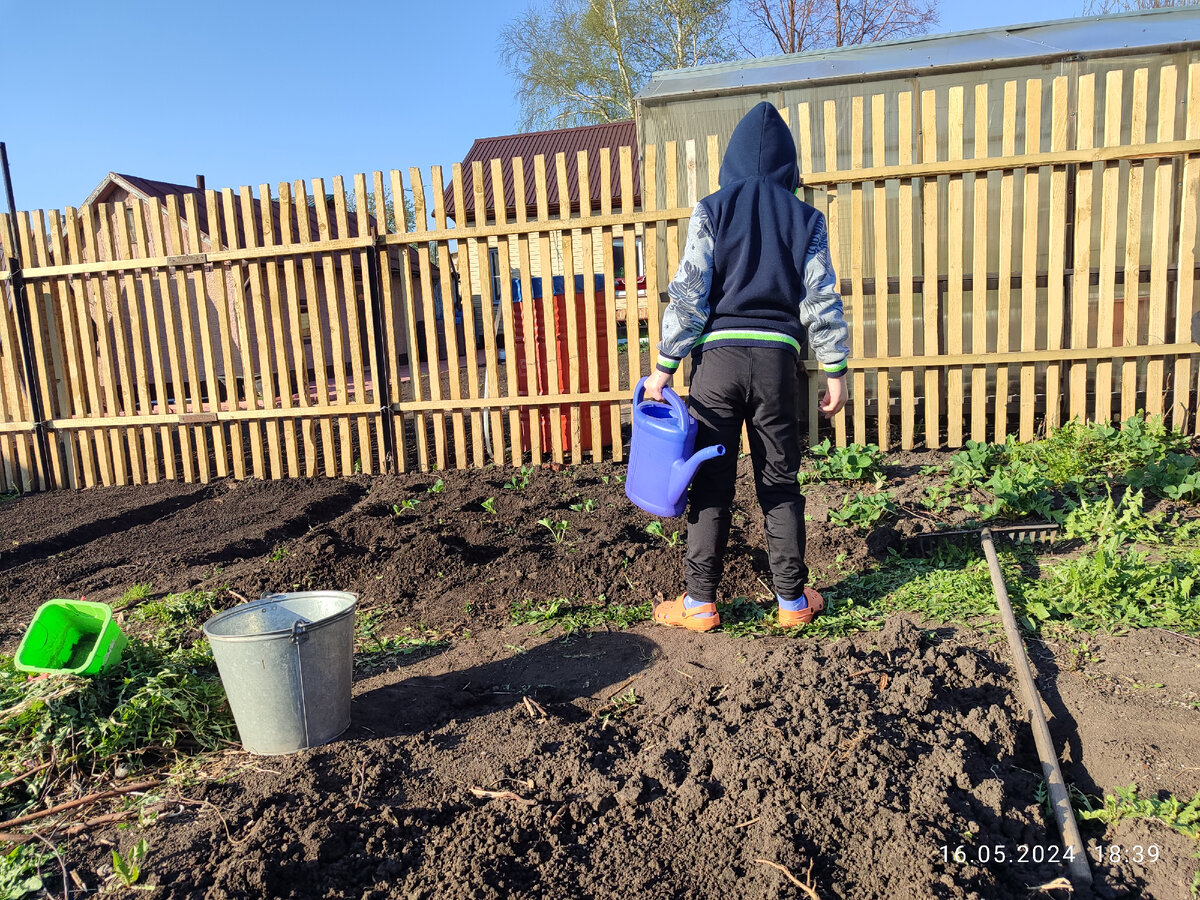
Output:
[347,630,659,739]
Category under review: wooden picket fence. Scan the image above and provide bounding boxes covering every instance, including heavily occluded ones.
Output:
[1,58,1199,493]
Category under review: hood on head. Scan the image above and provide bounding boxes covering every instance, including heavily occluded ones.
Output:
[718,101,799,192]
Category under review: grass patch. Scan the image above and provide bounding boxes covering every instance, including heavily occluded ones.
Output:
[722,530,1200,638]
[354,610,450,671]
[510,597,651,636]
[921,416,1198,520]
[0,590,236,819]
[1079,785,1200,838]
[0,844,49,899]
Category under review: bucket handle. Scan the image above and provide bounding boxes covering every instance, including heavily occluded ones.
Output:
[290,620,309,644]
[633,376,689,426]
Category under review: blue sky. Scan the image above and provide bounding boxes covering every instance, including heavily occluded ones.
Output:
[4,0,1091,213]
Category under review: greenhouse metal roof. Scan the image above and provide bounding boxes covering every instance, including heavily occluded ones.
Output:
[636,8,1200,103]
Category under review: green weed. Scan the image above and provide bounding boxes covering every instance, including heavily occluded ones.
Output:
[923,416,1197,518]
[1079,785,1200,839]
[0,845,47,899]
[829,491,897,530]
[393,498,420,515]
[799,439,885,485]
[110,838,150,889]
[0,619,235,814]
[510,597,651,636]
[1127,453,1200,501]
[117,583,154,608]
[537,517,569,543]
[481,497,497,514]
[268,544,290,563]
[570,498,597,513]
[132,590,216,647]
[426,478,445,494]
[1062,490,1162,545]
[596,686,639,727]
[504,466,535,491]
[355,612,449,671]
[644,520,682,546]
[1021,546,1200,632]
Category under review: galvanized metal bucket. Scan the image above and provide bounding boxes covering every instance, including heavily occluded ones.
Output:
[202,591,357,755]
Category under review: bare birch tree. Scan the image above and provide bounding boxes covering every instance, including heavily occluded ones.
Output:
[500,0,735,130]
[1083,0,1196,12]
[740,0,939,55]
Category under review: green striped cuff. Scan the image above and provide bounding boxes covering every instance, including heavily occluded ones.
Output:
[823,358,848,377]
[656,354,682,374]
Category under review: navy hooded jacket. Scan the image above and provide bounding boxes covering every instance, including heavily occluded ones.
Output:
[656,101,849,377]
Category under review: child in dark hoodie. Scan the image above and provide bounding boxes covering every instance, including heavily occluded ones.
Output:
[643,101,850,632]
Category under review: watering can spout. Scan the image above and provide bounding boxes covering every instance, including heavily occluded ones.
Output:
[667,444,725,506]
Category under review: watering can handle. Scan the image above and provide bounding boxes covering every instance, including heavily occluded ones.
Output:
[633,376,690,425]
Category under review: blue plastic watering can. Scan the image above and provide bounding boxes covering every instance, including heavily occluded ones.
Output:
[625,377,725,518]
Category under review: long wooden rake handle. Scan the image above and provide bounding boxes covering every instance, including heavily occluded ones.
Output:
[980,528,1093,889]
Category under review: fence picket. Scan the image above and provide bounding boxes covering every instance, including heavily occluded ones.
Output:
[221,188,265,478]
[430,165,467,469]
[996,82,1018,440]
[333,177,371,474]
[513,157,543,464]
[372,171,406,472]
[116,201,166,482]
[164,196,210,482]
[555,154,583,464]
[898,92,917,450]
[1180,64,1200,432]
[970,84,990,443]
[1045,77,1070,432]
[575,151,604,461]
[823,99,848,447]
[452,163,485,467]
[1122,70,1150,422]
[1147,67,1177,420]
[946,87,965,447]
[62,207,117,485]
[258,185,300,478]
[1020,79,1044,441]
[493,157,524,467]
[872,92,893,450]
[290,180,334,476]
[533,155,563,465]
[238,187,283,479]
[1070,75,1097,422]
[920,91,941,448]
[598,149,622,461]
[1095,72,1123,428]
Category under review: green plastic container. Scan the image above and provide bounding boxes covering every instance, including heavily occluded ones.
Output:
[15,599,127,675]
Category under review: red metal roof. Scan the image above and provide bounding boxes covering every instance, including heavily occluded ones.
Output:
[444,120,640,223]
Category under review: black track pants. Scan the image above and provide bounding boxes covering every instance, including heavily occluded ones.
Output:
[683,345,809,605]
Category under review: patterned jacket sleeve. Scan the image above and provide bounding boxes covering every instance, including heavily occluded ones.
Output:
[800,211,850,377]
[655,204,714,375]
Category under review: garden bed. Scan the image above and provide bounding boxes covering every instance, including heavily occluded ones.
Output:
[1,420,1199,899]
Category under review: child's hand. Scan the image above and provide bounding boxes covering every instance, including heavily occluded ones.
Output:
[643,370,672,401]
[818,375,847,418]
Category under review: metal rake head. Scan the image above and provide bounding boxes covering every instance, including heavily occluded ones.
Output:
[902,523,1060,556]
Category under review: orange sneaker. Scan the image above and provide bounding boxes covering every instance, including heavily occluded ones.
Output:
[653,594,720,633]
[777,586,825,629]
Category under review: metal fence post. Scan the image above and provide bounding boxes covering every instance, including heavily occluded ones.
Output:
[1,142,54,491]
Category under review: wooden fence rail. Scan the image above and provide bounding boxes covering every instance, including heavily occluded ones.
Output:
[1,58,1198,492]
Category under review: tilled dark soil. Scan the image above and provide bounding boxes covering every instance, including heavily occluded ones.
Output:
[1,457,1198,899]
